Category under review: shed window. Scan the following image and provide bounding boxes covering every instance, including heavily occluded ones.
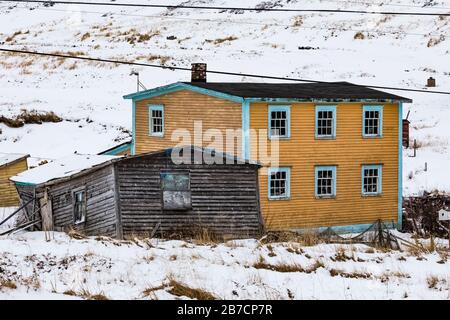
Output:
[149,105,164,136]
[269,106,290,139]
[363,106,383,137]
[315,166,336,198]
[362,165,382,195]
[268,167,290,200]
[161,172,191,210]
[316,106,336,138]
[73,190,86,224]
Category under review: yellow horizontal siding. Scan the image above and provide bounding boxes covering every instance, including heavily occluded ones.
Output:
[135,90,242,155]
[250,102,399,230]
[0,159,28,207]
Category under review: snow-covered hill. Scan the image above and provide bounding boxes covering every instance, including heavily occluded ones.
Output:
[0,0,449,195]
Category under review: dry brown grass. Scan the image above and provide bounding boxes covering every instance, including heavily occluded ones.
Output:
[167,279,216,300]
[205,36,238,45]
[66,227,87,240]
[142,285,166,298]
[0,110,62,128]
[0,279,17,289]
[81,32,91,41]
[332,246,355,262]
[78,288,109,300]
[253,256,324,273]
[263,230,322,247]
[63,289,77,296]
[329,268,372,279]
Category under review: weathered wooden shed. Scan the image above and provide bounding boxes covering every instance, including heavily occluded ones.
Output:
[0,153,29,207]
[10,147,263,239]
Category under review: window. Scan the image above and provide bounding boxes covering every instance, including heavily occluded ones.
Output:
[73,190,86,224]
[315,166,336,198]
[268,106,290,139]
[363,106,383,137]
[161,172,191,210]
[268,167,290,199]
[316,106,336,138]
[149,105,164,136]
[362,165,382,195]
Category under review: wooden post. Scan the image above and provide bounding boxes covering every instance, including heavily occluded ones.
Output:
[413,139,417,157]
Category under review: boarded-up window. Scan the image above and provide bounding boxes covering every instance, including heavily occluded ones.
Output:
[73,190,86,224]
[161,172,191,210]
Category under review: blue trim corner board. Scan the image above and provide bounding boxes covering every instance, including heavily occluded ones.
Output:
[398,101,403,230]
[241,100,250,160]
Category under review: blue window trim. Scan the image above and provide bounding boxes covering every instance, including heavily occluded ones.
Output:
[315,105,337,139]
[361,164,383,196]
[362,105,383,138]
[149,104,164,137]
[268,167,291,200]
[268,105,291,140]
[315,165,337,198]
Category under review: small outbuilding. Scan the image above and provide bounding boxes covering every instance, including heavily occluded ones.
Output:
[0,153,29,207]
[11,147,263,239]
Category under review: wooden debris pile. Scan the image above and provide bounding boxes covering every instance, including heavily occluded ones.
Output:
[403,191,450,238]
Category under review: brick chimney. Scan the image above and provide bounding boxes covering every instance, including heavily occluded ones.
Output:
[191,63,207,82]
[427,77,436,87]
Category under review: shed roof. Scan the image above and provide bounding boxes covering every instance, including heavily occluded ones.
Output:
[10,154,119,186]
[10,146,259,187]
[0,153,29,169]
[182,82,412,102]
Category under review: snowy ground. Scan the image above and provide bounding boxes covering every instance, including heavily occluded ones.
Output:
[0,0,449,195]
[0,231,448,300]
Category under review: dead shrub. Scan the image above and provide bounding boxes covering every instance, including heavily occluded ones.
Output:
[332,246,354,262]
[354,32,365,40]
[167,279,216,300]
[427,35,445,47]
[292,16,303,27]
[427,276,439,289]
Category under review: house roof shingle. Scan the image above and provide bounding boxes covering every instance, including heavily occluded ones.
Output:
[182,81,412,102]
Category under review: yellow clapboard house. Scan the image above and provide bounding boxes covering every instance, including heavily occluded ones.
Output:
[124,66,411,233]
[0,153,29,207]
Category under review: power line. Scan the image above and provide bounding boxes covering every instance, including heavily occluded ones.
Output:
[1,47,449,95]
[1,0,450,16]
[1,4,447,37]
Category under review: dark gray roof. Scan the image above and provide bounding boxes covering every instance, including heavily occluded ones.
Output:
[183,81,412,102]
